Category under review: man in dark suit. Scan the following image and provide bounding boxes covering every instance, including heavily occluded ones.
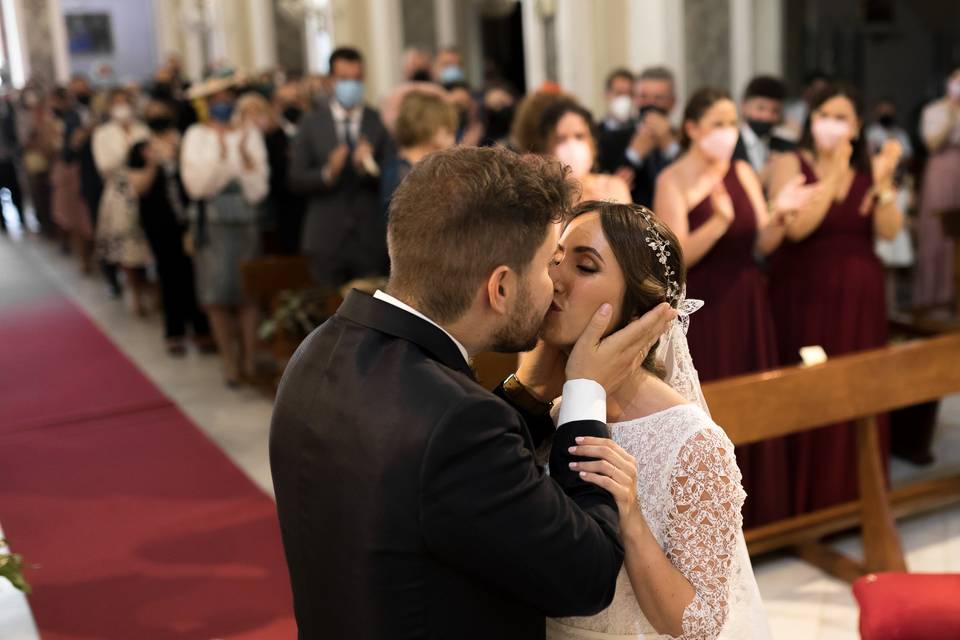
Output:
[733,75,796,186]
[270,147,675,639]
[596,66,680,207]
[290,47,391,287]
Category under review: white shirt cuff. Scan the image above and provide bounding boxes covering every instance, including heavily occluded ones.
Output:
[624,146,643,167]
[557,379,606,426]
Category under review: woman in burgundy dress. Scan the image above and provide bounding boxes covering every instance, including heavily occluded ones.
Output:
[767,84,903,515]
[655,88,814,528]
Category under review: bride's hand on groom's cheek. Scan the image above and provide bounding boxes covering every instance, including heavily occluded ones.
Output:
[567,436,639,519]
[566,302,677,394]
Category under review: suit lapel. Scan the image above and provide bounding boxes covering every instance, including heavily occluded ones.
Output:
[337,291,475,380]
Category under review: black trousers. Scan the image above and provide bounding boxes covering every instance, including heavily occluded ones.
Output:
[0,159,25,231]
[142,214,210,340]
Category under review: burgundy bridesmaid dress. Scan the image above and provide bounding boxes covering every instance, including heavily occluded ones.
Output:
[684,162,791,528]
[768,153,890,515]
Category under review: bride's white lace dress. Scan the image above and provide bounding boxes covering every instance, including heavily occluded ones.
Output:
[547,404,771,640]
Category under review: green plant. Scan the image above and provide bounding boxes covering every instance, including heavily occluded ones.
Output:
[258,289,335,342]
[0,540,31,594]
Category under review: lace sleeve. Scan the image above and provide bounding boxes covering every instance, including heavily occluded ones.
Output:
[665,429,746,640]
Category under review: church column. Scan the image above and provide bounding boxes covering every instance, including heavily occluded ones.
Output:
[247,0,277,71]
[628,0,687,120]
[46,0,69,83]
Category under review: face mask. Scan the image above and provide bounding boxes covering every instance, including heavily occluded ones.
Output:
[639,104,668,119]
[877,114,895,128]
[111,104,133,123]
[334,79,364,109]
[410,69,432,82]
[609,95,633,123]
[282,106,303,124]
[697,126,738,162]
[76,94,91,107]
[746,118,774,138]
[208,101,234,123]
[554,138,594,179]
[147,116,174,132]
[439,65,466,85]
[152,83,174,101]
[811,117,851,150]
[484,106,514,142]
[947,80,960,100]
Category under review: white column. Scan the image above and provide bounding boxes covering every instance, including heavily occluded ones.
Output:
[520,0,546,91]
[367,0,402,101]
[153,0,182,65]
[2,0,29,87]
[730,0,753,98]
[182,0,209,80]
[247,0,277,70]
[433,0,456,47]
[752,0,783,76]
[46,0,70,82]
[628,0,686,123]
[556,0,595,106]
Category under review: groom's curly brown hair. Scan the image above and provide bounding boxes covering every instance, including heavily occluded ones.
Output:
[387,146,575,323]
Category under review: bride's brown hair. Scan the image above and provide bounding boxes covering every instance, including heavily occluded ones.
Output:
[564,200,686,377]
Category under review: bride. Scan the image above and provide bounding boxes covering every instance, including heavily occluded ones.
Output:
[528,200,771,639]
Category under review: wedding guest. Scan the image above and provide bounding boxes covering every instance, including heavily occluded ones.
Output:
[128,99,212,356]
[540,99,631,204]
[866,99,914,311]
[380,89,457,214]
[269,81,310,254]
[18,87,58,238]
[444,80,484,146]
[655,87,809,528]
[92,88,152,313]
[767,83,903,515]
[912,67,960,310]
[400,47,432,82]
[781,70,832,142]
[234,91,285,253]
[596,68,637,182]
[733,75,795,184]
[479,82,516,147]
[622,66,681,206]
[181,80,269,387]
[0,90,24,234]
[432,46,465,85]
[510,89,570,153]
[51,87,95,266]
[290,47,391,287]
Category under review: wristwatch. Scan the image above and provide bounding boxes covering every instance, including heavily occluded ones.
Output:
[502,374,553,416]
[875,188,896,206]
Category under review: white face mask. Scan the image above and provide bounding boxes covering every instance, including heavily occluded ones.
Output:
[947,79,960,100]
[554,138,593,179]
[697,126,738,162]
[811,117,851,150]
[608,95,633,123]
[111,104,133,123]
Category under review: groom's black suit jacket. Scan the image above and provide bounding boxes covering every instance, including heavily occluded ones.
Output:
[270,291,624,639]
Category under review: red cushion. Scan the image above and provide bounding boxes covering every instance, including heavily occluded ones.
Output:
[854,572,960,640]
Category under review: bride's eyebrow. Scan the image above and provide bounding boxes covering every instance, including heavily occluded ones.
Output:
[572,246,605,263]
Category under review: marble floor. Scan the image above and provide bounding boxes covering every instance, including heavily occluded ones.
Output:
[3,229,959,639]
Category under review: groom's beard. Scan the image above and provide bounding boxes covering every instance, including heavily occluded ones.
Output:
[489,284,546,353]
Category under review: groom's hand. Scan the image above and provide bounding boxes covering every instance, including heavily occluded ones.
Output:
[515,340,567,403]
[566,302,676,394]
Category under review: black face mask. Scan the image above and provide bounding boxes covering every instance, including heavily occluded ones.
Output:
[152,83,174,101]
[746,118,775,138]
[76,94,91,107]
[282,106,303,124]
[484,106,514,142]
[410,69,432,82]
[638,104,668,119]
[877,114,896,128]
[147,116,174,132]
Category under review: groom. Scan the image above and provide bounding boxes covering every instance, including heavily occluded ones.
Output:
[270,146,674,639]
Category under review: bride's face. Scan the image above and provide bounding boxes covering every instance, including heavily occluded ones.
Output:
[542,212,626,349]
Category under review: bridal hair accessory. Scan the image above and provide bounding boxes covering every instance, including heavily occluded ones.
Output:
[630,199,710,413]
[632,205,681,305]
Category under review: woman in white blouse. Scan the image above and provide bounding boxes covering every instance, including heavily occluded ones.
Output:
[914,67,960,309]
[181,83,269,387]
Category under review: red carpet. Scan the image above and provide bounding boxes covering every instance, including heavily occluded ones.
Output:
[0,295,295,639]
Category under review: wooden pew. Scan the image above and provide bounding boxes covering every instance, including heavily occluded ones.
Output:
[702,333,960,583]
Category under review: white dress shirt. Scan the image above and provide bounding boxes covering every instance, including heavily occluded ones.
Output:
[329,99,363,146]
[739,123,769,174]
[373,290,606,426]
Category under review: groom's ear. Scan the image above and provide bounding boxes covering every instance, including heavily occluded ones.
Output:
[486,266,512,316]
